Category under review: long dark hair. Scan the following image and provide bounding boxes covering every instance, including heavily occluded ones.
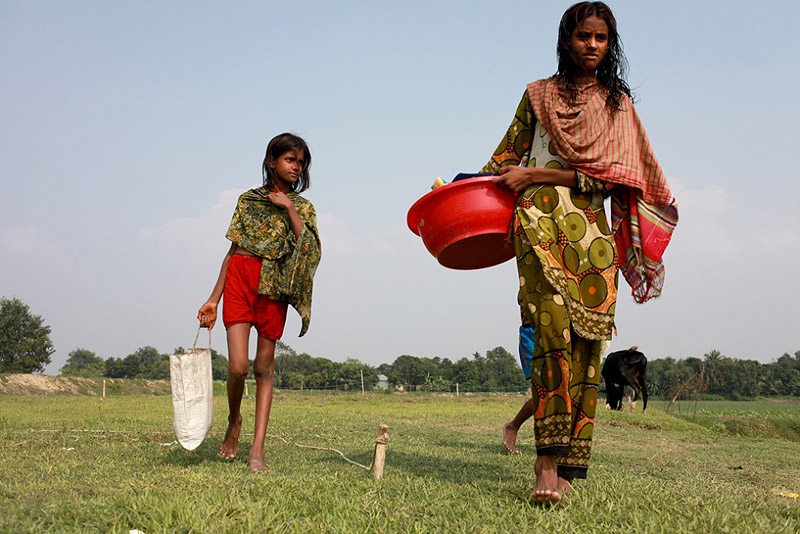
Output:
[261,132,311,193]
[556,1,633,112]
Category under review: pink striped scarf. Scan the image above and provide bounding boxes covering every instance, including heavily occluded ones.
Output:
[528,77,678,303]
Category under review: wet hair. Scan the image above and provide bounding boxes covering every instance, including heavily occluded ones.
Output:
[261,132,311,193]
[556,1,633,112]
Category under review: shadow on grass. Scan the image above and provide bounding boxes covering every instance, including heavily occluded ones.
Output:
[429,435,515,456]
[381,449,520,485]
[159,440,242,468]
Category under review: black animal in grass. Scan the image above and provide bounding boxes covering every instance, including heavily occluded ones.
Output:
[602,346,648,412]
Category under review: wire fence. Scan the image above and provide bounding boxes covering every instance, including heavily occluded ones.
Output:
[268,381,531,395]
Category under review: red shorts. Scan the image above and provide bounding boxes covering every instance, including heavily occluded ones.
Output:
[222,254,288,340]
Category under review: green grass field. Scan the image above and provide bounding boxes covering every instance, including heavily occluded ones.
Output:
[649,398,800,442]
[1,391,799,533]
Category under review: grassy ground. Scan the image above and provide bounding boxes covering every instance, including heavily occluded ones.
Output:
[650,398,800,441]
[1,392,799,533]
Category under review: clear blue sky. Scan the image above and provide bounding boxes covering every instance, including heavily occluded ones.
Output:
[2,1,799,374]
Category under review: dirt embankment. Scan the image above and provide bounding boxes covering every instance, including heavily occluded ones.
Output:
[0,374,171,396]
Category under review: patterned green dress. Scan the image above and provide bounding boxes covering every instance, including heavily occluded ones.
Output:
[482,92,618,480]
[226,187,321,337]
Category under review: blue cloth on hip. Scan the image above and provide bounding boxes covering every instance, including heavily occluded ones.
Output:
[452,172,497,182]
[518,325,534,380]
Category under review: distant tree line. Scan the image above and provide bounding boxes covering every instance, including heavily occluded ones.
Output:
[59,346,230,381]
[275,345,529,393]
[52,343,528,393]
[3,297,800,398]
[45,343,800,400]
[640,349,800,401]
[52,344,800,400]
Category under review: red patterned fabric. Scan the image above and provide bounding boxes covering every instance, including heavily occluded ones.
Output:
[528,78,678,303]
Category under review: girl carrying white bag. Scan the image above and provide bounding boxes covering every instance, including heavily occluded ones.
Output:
[170,328,214,451]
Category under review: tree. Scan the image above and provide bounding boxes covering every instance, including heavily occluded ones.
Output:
[764,352,800,396]
[702,350,727,396]
[105,346,168,379]
[60,348,105,377]
[390,355,428,390]
[452,355,482,392]
[210,349,228,381]
[484,346,528,392]
[336,358,378,391]
[0,297,54,374]
[273,341,298,378]
[419,373,452,392]
[275,351,314,383]
[306,356,337,389]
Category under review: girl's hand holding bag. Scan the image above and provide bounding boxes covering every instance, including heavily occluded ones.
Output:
[169,328,214,451]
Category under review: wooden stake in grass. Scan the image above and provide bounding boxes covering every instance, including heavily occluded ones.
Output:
[290,423,390,480]
[371,424,389,480]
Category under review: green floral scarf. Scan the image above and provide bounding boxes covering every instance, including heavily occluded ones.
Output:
[226,187,321,336]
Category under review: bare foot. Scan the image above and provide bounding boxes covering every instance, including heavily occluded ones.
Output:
[503,423,520,455]
[248,457,270,473]
[219,414,242,460]
[531,455,561,505]
[558,477,572,496]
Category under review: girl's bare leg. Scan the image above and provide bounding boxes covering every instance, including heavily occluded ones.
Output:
[220,323,251,460]
[503,397,534,454]
[248,335,276,473]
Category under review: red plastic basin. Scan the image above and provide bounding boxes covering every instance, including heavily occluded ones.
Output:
[407,176,518,270]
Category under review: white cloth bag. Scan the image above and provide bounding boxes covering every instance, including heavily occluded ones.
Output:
[170,329,214,451]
